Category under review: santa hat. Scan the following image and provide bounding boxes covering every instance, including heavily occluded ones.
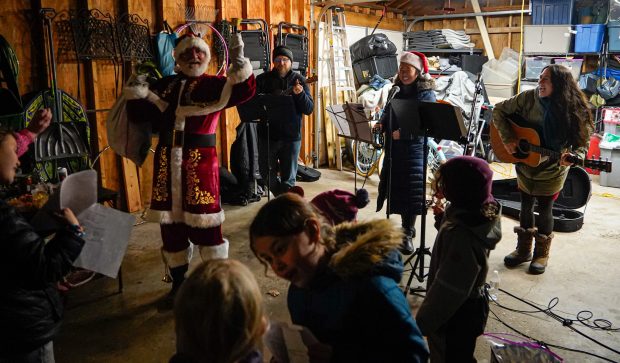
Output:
[173,33,211,64]
[399,51,431,81]
[310,189,370,225]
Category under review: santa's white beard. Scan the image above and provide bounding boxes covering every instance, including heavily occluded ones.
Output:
[179,61,208,77]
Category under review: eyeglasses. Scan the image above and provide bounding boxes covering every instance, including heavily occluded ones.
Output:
[274,57,290,63]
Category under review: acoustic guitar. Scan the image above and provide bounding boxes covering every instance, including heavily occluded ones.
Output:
[489,115,612,173]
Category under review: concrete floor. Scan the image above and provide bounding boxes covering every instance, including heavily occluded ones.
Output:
[54,165,620,363]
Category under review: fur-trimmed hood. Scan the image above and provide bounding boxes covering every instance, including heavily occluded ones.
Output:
[393,75,436,92]
[328,219,403,281]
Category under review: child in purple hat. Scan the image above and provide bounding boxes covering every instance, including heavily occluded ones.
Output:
[416,156,502,362]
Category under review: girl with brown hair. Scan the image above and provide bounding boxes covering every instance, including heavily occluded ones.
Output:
[493,64,594,274]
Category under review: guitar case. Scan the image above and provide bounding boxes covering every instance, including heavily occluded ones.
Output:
[296,164,321,182]
[492,166,591,232]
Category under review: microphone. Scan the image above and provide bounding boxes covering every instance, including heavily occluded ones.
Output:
[386,85,400,104]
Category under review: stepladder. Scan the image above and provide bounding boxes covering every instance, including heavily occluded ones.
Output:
[318,6,357,170]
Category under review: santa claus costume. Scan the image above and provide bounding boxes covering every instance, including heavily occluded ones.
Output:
[125,33,255,298]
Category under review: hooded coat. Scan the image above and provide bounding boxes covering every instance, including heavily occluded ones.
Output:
[416,204,502,361]
[287,219,429,363]
[376,77,436,216]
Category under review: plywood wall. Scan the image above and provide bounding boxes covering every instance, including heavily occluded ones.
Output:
[2,0,526,211]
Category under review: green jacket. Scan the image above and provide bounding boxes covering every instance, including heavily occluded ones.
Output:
[492,89,587,195]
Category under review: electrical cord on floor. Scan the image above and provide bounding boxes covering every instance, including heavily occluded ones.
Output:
[483,284,620,362]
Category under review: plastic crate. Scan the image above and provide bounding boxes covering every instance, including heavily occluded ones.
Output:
[524,57,552,80]
[523,25,572,53]
[519,80,538,92]
[574,24,605,53]
[485,83,515,99]
[553,58,583,80]
[531,0,574,25]
[352,54,398,86]
[599,146,620,188]
[609,24,620,52]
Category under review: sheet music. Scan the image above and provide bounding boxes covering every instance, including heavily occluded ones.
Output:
[326,105,353,138]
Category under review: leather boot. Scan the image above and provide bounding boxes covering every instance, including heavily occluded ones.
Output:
[399,227,415,255]
[529,233,553,275]
[504,227,536,267]
[159,264,188,311]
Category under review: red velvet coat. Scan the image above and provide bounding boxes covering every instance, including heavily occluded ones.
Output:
[127,69,255,228]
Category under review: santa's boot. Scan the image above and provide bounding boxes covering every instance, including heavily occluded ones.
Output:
[198,239,229,261]
[504,227,536,267]
[529,233,554,275]
[159,248,191,311]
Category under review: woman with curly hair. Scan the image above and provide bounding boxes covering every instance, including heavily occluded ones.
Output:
[493,64,593,274]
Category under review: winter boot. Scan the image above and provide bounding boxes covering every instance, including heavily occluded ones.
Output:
[400,215,416,255]
[159,264,188,311]
[399,227,415,255]
[504,227,536,267]
[529,233,553,275]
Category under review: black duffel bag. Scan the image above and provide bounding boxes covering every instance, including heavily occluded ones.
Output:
[350,33,397,63]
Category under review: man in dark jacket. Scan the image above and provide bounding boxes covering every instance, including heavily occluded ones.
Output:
[255,45,314,195]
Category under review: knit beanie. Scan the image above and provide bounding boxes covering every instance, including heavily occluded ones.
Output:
[439,156,493,210]
[399,51,431,80]
[273,45,294,62]
[310,189,370,225]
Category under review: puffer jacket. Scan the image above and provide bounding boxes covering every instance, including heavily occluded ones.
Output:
[0,200,85,356]
[492,89,589,195]
[255,69,314,142]
[287,219,429,363]
[416,203,502,336]
[377,77,436,215]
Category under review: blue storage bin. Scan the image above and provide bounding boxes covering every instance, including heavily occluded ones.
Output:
[531,0,574,25]
[610,24,620,52]
[574,24,605,53]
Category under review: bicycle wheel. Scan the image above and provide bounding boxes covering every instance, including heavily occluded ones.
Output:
[352,140,383,177]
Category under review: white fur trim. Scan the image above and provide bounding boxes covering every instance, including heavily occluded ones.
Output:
[227,57,253,85]
[198,239,229,260]
[146,90,169,112]
[147,209,225,228]
[174,36,211,65]
[175,78,234,117]
[123,84,149,100]
[162,247,191,268]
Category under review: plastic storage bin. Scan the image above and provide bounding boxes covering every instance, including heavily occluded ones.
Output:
[524,25,572,53]
[524,57,552,80]
[609,24,620,52]
[519,80,538,92]
[531,0,574,25]
[599,146,620,188]
[604,121,620,136]
[353,54,397,86]
[574,24,605,53]
[553,58,583,80]
[485,83,516,99]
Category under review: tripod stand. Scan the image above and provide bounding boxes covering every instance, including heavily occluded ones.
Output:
[388,99,468,294]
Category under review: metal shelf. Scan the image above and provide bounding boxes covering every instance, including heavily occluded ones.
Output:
[406,48,483,54]
[523,52,599,56]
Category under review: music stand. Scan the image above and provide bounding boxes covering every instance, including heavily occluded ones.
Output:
[238,94,297,200]
[326,103,376,192]
[390,99,467,294]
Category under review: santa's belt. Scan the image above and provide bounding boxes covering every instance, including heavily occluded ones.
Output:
[159,130,216,148]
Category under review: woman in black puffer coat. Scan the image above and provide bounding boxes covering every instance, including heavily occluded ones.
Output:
[0,128,85,362]
[375,51,436,255]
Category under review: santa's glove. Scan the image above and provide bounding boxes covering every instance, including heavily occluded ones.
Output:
[227,33,253,84]
[123,74,150,100]
[122,74,168,111]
